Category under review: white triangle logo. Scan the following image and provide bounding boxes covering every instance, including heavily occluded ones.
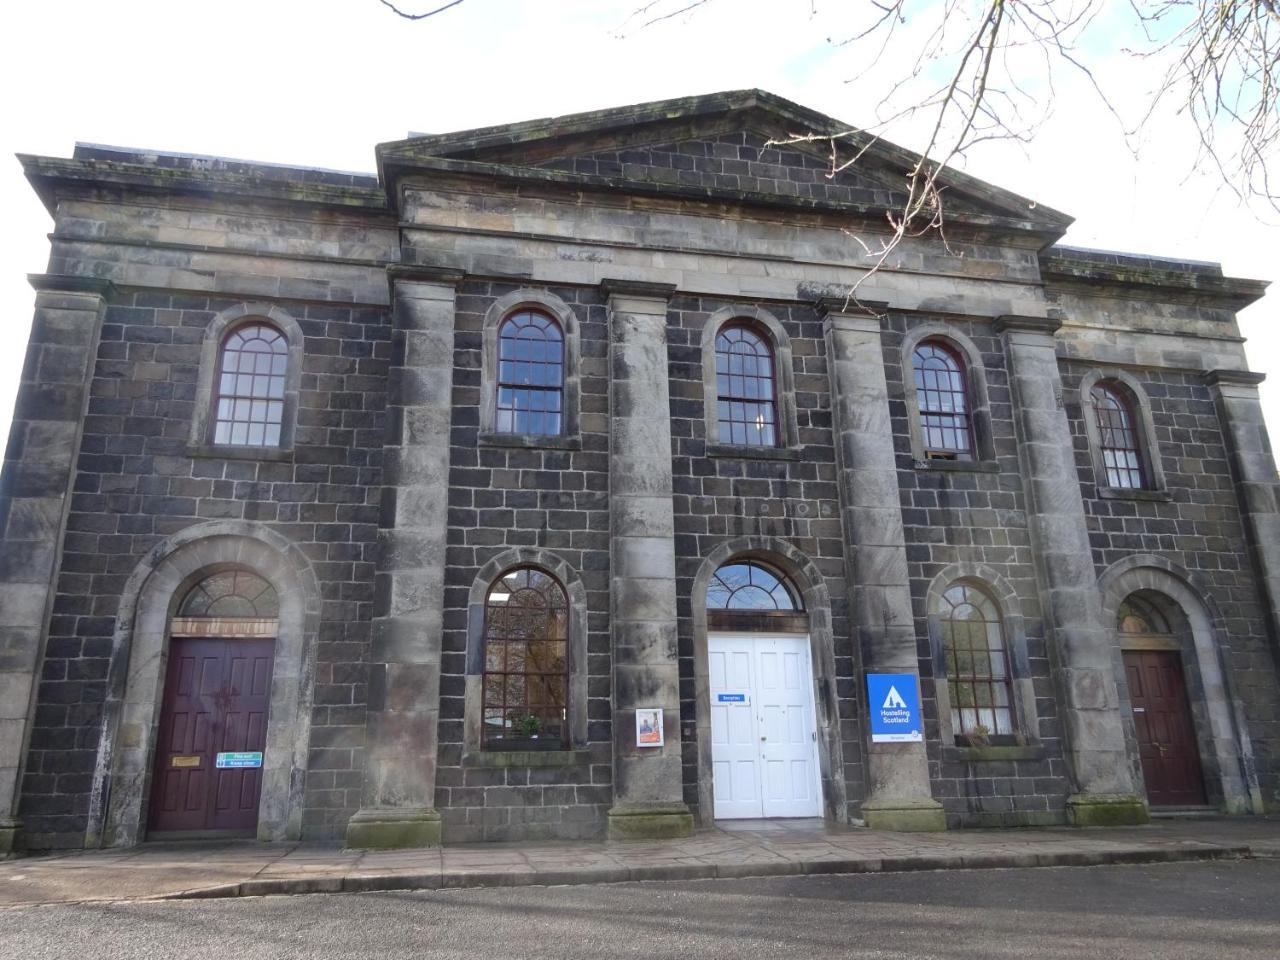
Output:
[882,686,908,710]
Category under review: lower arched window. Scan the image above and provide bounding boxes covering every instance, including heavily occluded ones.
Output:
[481,567,568,748]
[940,582,1015,739]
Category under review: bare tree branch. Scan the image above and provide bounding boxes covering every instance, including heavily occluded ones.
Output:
[376,0,466,21]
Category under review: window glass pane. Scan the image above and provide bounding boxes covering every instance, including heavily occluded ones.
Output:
[495,311,564,437]
[912,341,973,457]
[706,562,802,611]
[941,582,1017,739]
[214,322,289,448]
[715,323,780,448]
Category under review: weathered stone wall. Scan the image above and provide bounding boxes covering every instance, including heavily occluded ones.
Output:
[20,287,389,847]
[434,280,614,841]
[665,296,861,820]
[884,315,1070,827]
[1062,361,1280,806]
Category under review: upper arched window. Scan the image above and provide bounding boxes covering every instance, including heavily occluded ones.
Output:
[715,323,778,447]
[178,570,279,618]
[482,566,568,747]
[707,561,802,611]
[912,339,973,460]
[496,310,564,436]
[213,322,289,447]
[939,582,1015,738]
[1090,381,1146,489]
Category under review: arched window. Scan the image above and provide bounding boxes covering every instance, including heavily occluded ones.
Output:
[170,569,279,639]
[715,323,778,447]
[1118,594,1172,636]
[1091,381,1146,489]
[178,570,279,618]
[912,339,973,460]
[213,323,289,447]
[496,310,564,436]
[707,561,801,610]
[481,567,568,747]
[939,582,1015,738]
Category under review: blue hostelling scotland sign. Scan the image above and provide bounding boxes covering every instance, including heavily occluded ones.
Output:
[866,673,923,743]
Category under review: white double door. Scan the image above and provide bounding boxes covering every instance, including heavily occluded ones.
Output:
[709,634,823,819]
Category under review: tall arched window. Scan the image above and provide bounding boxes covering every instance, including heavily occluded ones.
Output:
[481,567,568,747]
[912,339,973,460]
[715,323,778,447]
[213,323,289,447]
[939,582,1015,738]
[1091,381,1146,489]
[496,310,564,436]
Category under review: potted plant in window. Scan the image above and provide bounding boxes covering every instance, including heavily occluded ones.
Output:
[502,712,551,751]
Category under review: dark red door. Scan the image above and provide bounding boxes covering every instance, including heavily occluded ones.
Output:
[148,637,275,835]
[1123,650,1207,806]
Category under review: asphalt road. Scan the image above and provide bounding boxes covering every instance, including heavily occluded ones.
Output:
[3,859,1277,960]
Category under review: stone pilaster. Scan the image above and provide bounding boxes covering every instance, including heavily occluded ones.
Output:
[345,267,460,849]
[0,276,112,855]
[1207,370,1280,650]
[996,315,1147,826]
[602,279,692,840]
[820,300,945,831]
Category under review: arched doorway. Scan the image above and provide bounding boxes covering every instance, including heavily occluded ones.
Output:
[705,560,822,819]
[147,569,279,838]
[1117,591,1208,808]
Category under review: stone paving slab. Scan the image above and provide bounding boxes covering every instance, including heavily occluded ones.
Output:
[0,817,1275,907]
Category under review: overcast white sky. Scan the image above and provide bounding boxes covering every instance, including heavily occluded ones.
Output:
[2,0,1276,459]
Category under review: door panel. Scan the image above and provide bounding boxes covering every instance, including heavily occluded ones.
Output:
[149,636,275,834]
[709,635,822,820]
[1124,649,1207,806]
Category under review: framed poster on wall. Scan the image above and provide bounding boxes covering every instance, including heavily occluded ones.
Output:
[636,708,664,747]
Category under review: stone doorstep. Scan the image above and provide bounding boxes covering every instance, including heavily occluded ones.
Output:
[146,842,1251,903]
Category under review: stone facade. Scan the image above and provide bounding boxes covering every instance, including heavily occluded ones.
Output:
[3,90,1278,852]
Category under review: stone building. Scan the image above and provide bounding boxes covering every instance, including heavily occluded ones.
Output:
[2,89,1278,853]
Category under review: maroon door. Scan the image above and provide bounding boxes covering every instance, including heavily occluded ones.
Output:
[1123,650,1207,806]
[148,636,275,835]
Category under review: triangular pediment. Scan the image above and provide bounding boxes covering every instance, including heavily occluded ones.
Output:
[378,89,1071,233]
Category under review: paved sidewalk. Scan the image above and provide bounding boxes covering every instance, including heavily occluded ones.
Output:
[2,816,1276,907]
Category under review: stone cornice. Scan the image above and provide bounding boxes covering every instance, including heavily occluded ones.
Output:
[28,274,116,298]
[1040,248,1267,311]
[600,279,677,301]
[994,314,1063,336]
[1206,369,1266,388]
[20,154,388,218]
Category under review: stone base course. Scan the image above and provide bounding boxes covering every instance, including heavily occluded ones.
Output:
[1,817,1275,907]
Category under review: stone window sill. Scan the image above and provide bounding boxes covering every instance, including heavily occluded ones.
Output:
[186,443,294,462]
[913,457,1000,474]
[478,432,582,451]
[942,744,1046,764]
[463,749,592,768]
[1097,486,1172,502]
[706,443,801,461]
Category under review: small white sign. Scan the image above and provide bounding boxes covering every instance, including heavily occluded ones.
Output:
[636,708,664,748]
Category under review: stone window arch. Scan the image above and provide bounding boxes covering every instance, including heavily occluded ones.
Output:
[480,290,581,447]
[1079,370,1167,497]
[701,306,800,457]
[190,303,304,458]
[463,548,589,755]
[85,521,320,848]
[901,324,996,468]
[926,564,1037,748]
